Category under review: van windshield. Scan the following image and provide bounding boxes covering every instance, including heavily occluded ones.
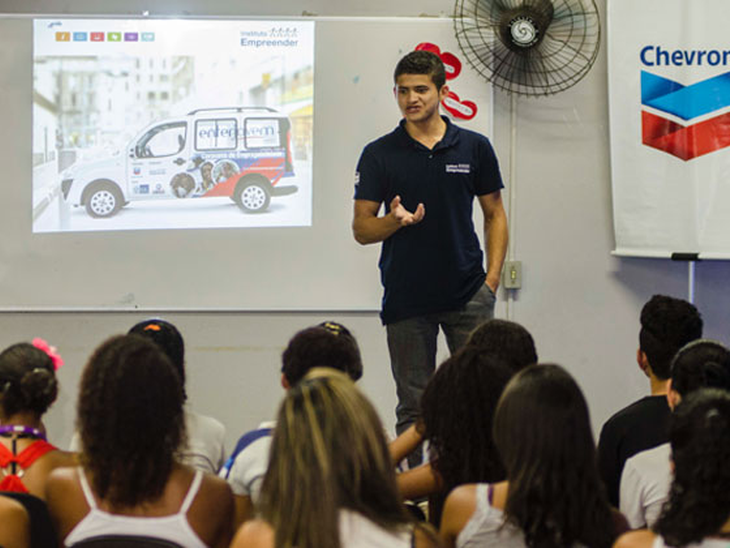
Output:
[136,122,187,158]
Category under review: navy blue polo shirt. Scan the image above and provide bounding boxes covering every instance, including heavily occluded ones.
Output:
[355,117,503,324]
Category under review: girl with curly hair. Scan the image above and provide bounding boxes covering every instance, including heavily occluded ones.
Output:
[615,388,730,548]
[45,334,233,547]
[231,369,441,548]
[0,340,74,499]
[391,346,515,524]
[441,364,619,548]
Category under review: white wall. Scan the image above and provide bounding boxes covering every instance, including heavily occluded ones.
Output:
[2,0,730,453]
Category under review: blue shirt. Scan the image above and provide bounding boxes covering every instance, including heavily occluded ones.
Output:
[355,117,503,324]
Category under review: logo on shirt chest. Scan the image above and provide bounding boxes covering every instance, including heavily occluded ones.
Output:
[445,163,471,174]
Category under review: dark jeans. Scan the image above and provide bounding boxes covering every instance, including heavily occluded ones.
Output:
[386,283,496,467]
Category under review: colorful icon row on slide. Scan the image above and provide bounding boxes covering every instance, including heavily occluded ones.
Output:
[55,32,155,42]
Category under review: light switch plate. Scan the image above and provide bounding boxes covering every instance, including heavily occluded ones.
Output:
[503,260,522,289]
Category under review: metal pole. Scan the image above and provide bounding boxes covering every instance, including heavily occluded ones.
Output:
[505,93,517,320]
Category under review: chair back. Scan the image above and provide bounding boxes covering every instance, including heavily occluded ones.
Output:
[70,535,184,547]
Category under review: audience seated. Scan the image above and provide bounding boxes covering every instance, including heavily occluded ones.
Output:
[391,319,537,519]
[3,296,719,547]
[0,340,75,498]
[441,364,623,548]
[231,369,440,548]
[620,339,730,529]
[220,321,363,527]
[615,389,730,548]
[392,347,515,524]
[69,319,226,475]
[45,334,233,548]
[597,295,702,507]
[0,494,30,548]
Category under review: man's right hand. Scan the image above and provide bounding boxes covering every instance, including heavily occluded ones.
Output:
[390,195,425,227]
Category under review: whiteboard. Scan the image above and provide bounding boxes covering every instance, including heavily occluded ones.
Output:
[0,16,494,310]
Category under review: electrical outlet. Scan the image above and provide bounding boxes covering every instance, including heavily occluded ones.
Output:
[503,260,522,289]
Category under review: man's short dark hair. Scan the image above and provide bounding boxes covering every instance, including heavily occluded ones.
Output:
[465,319,538,372]
[394,50,446,90]
[639,295,703,380]
[281,322,363,386]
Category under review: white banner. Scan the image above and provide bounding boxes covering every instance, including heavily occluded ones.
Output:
[608,0,730,258]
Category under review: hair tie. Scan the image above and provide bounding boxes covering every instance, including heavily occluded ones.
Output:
[705,408,721,421]
[320,322,343,336]
[31,338,64,371]
[144,324,162,332]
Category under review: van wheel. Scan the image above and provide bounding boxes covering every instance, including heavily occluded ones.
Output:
[85,182,123,218]
[234,180,271,213]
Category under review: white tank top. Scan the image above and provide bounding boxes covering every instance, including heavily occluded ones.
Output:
[338,510,413,547]
[64,467,208,548]
[653,536,730,548]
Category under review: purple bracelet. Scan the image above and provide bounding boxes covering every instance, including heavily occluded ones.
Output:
[0,425,46,440]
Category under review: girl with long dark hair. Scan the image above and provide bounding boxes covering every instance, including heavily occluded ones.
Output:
[441,364,618,548]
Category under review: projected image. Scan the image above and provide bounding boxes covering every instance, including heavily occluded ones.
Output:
[32,19,314,232]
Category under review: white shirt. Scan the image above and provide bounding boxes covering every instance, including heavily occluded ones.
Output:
[220,421,275,502]
[339,510,412,547]
[70,409,226,475]
[181,410,226,474]
[653,536,730,548]
[620,442,672,529]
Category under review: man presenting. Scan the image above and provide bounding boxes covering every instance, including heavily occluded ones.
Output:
[352,50,508,446]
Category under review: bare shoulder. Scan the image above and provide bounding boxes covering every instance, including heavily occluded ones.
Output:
[46,465,79,495]
[184,469,234,548]
[48,448,78,468]
[613,529,657,548]
[201,473,234,512]
[0,497,30,548]
[440,484,479,548]
[445,484,478,511]
[44,466,89,540]
[0,495,28,522]
[200,470,233,495]
[231,519,275,548]
[189,469,233,517]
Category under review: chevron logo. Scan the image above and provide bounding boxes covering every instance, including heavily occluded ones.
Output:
[641,70,730,160]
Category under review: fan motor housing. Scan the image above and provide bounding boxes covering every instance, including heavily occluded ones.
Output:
[499,2,555,51]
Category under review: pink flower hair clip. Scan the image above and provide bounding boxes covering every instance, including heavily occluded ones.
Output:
[32,338,64,371]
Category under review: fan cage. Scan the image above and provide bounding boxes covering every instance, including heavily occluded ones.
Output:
[453,0,601,96]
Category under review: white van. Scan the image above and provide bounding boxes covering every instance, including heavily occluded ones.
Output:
[60,107,297,218]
